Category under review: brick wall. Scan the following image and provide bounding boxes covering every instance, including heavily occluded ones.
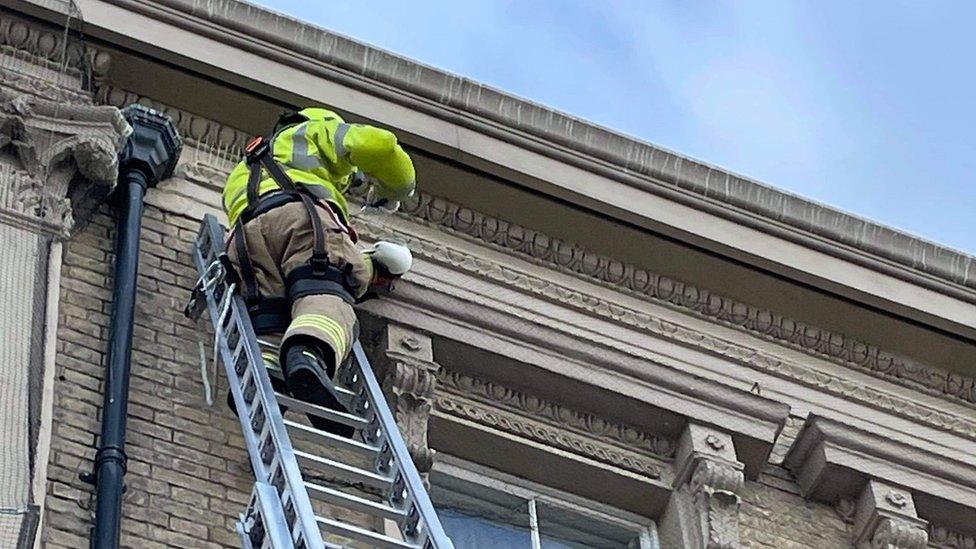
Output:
[740,468,852,549]
[44,204,253,549]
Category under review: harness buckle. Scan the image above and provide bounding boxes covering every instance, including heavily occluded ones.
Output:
[309,253,330,276]
[244,136,270,163]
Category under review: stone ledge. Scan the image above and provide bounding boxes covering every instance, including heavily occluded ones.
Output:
[784,415,976,537]
[55,0,976,300]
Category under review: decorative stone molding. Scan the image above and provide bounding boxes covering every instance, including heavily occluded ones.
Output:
[355,210,976,444]
[0,90,129,237]
[669,423,745,549]
[397,192,976,411]
[0,54,92,104]
[785,415,976,540]
[852,480,927,549]
[928,524,976,549]
[98,85,250,164]
[434,368,671,479]
[376,324,439,475]
[91,87,976,442]
[0,10,113,97]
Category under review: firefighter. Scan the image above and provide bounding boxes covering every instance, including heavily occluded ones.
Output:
[222,107,415,436]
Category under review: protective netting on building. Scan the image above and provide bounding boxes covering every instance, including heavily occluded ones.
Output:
[0,0,88,545]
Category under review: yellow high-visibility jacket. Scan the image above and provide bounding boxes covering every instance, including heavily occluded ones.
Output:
[223,107,415,225]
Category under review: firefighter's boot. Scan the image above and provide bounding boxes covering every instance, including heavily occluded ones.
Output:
[284,339,355,438]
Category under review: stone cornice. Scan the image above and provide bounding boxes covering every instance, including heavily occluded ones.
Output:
[71,0,976,301]
[395,191,976,412]
[435,367,672,480]
[784,415,976,514]
[95,90,976,443]
[98,85,248,165]
[357,206,976,443]
[94,90,976,425]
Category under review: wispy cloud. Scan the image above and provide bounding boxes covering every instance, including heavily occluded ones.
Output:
[258,0,975,253]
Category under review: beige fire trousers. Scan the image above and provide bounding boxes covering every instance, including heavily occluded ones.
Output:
[227,200,373,368]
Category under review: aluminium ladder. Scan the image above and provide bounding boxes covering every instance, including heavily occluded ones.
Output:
[185,213,454,549]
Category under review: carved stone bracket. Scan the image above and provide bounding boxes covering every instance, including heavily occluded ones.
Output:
[0,90,129,237]
[667,423,745,549]
[852,480,928,549]
[378,324,440,475]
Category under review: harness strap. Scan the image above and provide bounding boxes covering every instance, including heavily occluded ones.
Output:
[285,264,356,306]
[252,145,332,275]
[232,219,261,304]
[234,136,361,312]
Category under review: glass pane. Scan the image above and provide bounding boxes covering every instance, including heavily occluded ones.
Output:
[429,468,650,548]
[439,508,532,549]
[431,473,533,548]
[536,500,644,549]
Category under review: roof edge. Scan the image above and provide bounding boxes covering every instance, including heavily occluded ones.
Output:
[100,0,976,295]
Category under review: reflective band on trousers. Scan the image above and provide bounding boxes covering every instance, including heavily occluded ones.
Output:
[288,314,348,357]
[262,351,279,367]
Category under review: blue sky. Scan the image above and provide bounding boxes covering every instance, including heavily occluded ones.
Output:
[256,1,975,254]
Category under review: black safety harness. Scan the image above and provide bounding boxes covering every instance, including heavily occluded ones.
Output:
[229,119,360,334]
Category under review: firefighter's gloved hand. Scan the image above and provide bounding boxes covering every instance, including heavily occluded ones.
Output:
[363,186,401,213]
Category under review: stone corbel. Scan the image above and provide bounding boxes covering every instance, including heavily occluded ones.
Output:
[784,414,976,543]
[852,480,928,549]
[663,423,745,549]
[0,90,129,237]
[377,324,440,475]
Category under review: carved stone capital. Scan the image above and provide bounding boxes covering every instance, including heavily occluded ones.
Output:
[852,480,928,549]
[669,423,745,549]
[0,90,129,237]
[379,324,439,474]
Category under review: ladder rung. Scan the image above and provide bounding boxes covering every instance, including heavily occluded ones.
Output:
[317,517,422,549]
[294,450,393,489]
[284,420,380,457]
[305,481,407,522]
[276,393,370,429]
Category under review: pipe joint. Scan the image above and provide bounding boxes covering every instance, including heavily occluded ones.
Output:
[93,445,128,474]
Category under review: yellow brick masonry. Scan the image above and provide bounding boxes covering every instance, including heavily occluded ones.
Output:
[44,205,253,549]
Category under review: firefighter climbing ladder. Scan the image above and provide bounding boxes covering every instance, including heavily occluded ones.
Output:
[186,214,454,549]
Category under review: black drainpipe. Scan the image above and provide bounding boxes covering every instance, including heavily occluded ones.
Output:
[89,105,181,549]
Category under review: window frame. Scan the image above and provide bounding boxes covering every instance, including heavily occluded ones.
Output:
[431,455,659,549]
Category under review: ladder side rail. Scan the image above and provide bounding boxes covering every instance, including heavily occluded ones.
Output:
[190,222,274,484]
[253,481,297,549]
[192,215,325,549]
[221,275,325,549]
[352,343,454,549]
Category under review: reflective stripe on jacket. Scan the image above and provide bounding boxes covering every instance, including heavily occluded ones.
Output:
[222,107,415,225]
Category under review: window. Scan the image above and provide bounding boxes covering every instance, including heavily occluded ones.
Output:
[430,458,657,549]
